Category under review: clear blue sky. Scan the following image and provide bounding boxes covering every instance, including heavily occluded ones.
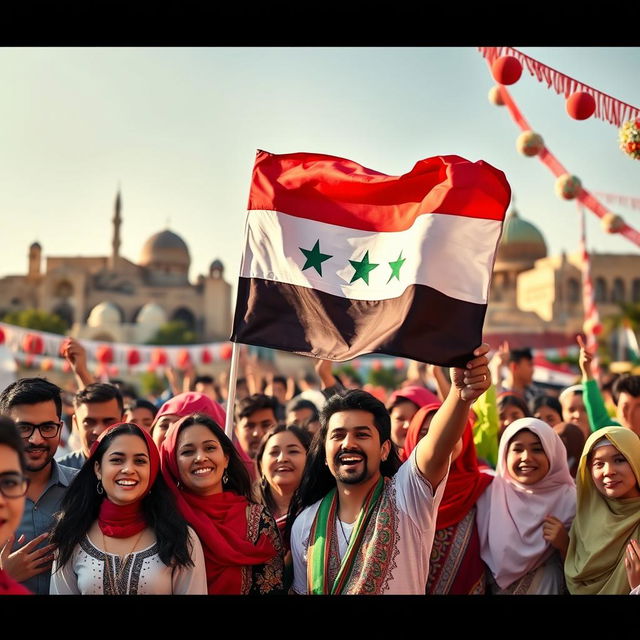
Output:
[1,47,638,298]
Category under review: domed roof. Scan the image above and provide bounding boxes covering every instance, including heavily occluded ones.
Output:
[495,207,547,270]
[139,229,190,268]
[87,302,121,327]
[210,259,224,271]
[30,241,41,250]
[136,303,167,327]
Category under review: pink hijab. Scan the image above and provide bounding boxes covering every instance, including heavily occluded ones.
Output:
[387,385,438,410]
[475,417,576,589]
[152,392,255,481]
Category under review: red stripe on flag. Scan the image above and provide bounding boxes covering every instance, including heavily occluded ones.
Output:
[248,150,511,232]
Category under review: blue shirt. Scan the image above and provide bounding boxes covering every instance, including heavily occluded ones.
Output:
[16,460,78,595]
[56,450,86,470]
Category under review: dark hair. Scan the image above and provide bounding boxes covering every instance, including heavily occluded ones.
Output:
[126,398,158,418]
[532,395,563,420]
[74,383,124,415]
[50,423,192,570]
[288,390,402,530]
[388,397,420,412]
[256,424,312,516]
[176,413,254,501]
[0,415,26,471]
[509,348,533,364]
[235,393,278,422]
[285,398,319,422]
[612,374,640,406]
[498,393,531,418]
[194,375,214,386]
[0,377,62,420]
[272,376,287,388]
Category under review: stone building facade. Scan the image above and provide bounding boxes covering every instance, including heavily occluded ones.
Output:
[0,192,232,344]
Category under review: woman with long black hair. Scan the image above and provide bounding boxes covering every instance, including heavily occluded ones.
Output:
[49,423,206,595]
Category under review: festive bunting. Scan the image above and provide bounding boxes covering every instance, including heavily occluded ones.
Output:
[485,78,640,249]
[478,47,640,127]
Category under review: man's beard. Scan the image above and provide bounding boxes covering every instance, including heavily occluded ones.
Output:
[332,449,370,485]
[24,444,54,473]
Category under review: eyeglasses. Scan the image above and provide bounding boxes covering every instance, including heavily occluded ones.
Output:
[16,421,63,439]
[0,473,30,498]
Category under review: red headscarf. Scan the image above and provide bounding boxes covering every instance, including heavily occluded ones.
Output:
[387,385,438,411]
[405,404,493,530]
[160,415,276,595]
[90,423,160,538]
[0,569,31,595]
[153,392,256,482]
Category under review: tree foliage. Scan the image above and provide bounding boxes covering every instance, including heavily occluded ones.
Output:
[146,320,197,345]
[2,308,68,334]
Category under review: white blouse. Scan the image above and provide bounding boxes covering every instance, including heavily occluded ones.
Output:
[50,527,207,595]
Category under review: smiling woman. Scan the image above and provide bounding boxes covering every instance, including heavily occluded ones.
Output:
[160,413,285,595]
[49,423,207,595]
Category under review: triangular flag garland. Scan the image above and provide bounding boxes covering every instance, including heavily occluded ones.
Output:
[478,46,640,128]
[483,63,640,249]
[0,321,234,371]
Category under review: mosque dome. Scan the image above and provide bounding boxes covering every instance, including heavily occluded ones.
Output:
[87,302,121,327]
[495,207,547,271]
[136,303,167,327]
[139,230,190,269]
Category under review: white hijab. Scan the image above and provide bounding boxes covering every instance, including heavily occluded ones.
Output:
[476,417,576,589]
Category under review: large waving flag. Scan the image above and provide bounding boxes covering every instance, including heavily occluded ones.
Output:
[231,150,511,367]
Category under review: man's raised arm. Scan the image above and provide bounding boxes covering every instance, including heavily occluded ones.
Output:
[416,344,491,487]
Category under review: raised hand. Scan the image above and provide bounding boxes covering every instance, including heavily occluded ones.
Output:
[450,344,491,402]
[0,532,55,581]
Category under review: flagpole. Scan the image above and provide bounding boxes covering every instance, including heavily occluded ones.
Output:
[224,341,241,439]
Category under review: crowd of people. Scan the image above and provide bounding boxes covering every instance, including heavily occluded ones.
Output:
[1,334,640,596]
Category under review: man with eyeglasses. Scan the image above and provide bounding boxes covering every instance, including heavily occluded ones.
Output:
[0,377,78,594]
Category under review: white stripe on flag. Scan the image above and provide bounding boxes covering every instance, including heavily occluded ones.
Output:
[240,209,502,304]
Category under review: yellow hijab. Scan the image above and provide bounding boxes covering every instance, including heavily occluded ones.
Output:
[565,426,640,594]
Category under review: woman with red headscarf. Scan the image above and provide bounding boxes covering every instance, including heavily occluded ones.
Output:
[49,423,207,594]
[150,391,256,481]
[160,412,284,595]
[404,403,493,594]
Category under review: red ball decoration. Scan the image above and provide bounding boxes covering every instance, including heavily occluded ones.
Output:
[108,365,119,377]
[395,358,405,371]
[41,358,53,372]
[96,344,113,364]
[566,91,596,120]
[491,55,522,86]
[201,348,212,364]
[601,212,625,234]
[555,174,582,200]
[23,333,44,355]
[219,343,233,361]
[126,348,141,366]
[151,348,168,367]
[0,327,5,344]
[371,359,382,372]
[176,349,191,369]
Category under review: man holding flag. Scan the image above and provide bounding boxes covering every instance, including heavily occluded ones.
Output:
[289,346,491,595]
[229,149,509,592]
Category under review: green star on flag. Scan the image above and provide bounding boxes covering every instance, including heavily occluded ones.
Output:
[349,250,379,285]
[387,251,406,283]
[299,240,332,276]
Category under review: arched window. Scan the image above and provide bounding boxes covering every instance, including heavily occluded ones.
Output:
[54,280,74,298]
[612,278,626,304]
[595,278,607,303]
[171,307,196,330]
[567,278,581,304]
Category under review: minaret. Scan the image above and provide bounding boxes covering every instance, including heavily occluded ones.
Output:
[110,188,122,270]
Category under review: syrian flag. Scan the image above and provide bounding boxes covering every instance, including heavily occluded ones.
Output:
[231,150,511,368]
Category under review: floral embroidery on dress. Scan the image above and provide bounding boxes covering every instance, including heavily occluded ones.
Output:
[246,505,285,595]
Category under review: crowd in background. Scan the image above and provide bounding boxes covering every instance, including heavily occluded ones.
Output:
[1,334,640,596]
